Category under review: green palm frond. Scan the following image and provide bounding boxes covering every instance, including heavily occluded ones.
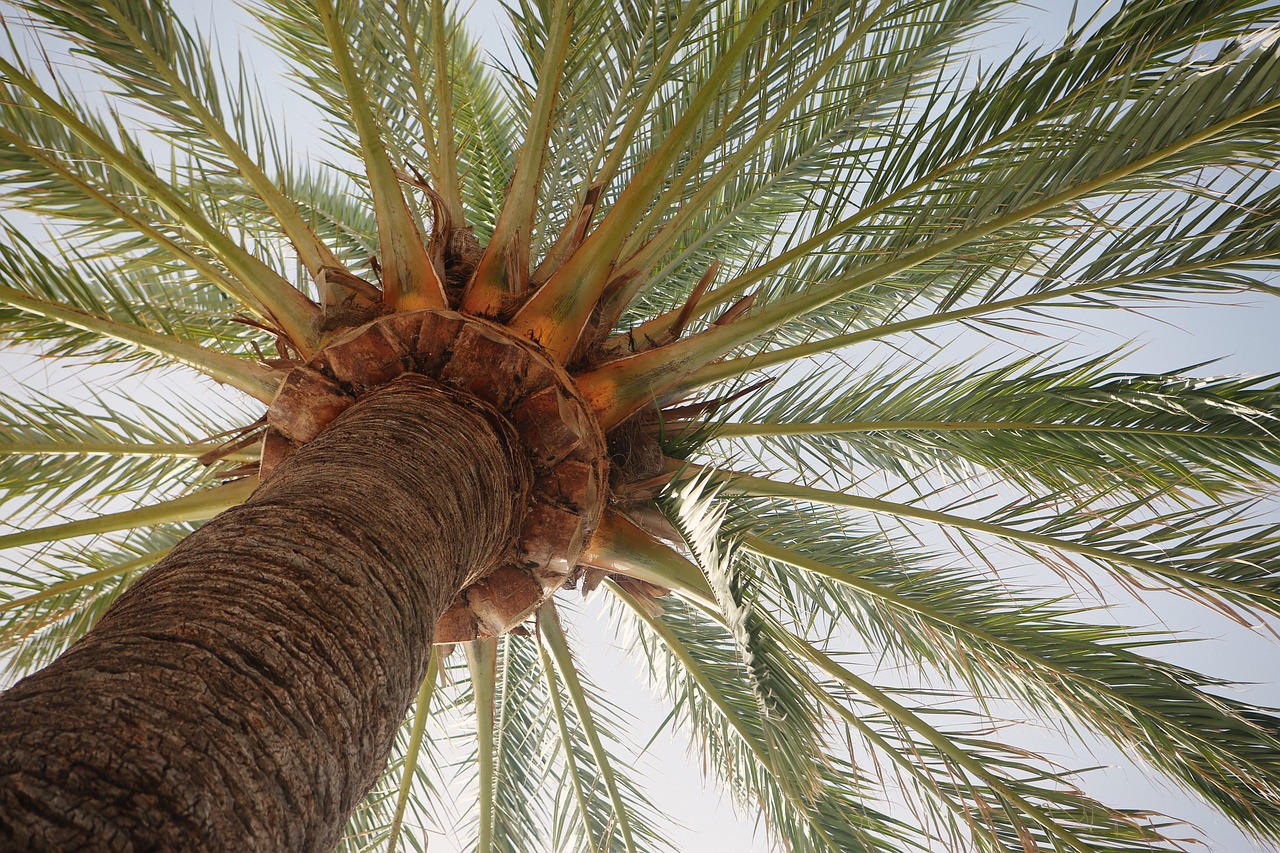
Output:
[0,80,253,297]
[339,657,444,853]
[690,171,1280,386]
[669,476,830,800]
[720,469,1280,625]
[646,10,1280,372]
[490,635,558,852]
[458,635,559,853]
[612,582,912,853]
[655,484,1203,850]
[0,389,250,526]
[0,225,275,401]
[18,0,347,281]
[732,499,1280,838]
[707,353,1280,504]
[0,51,322,349]
[0,528,183,678]
[790,632,1182,853]
[538,602,672,853]
[251,0,514,234]
[618,0,1004,310]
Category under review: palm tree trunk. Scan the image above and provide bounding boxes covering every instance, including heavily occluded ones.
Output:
[0,374,531,850]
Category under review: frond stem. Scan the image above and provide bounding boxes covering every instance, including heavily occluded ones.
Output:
[0,478,257,552]
[386,651,439,853]
[538,601,638,853]
[0,547,171,615]
[466,637,499,853]
[0,283,279,402]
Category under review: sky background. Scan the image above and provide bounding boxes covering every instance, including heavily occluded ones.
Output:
[6,0,1280,850]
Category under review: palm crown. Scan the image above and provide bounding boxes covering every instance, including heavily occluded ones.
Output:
[3,0,1280,850]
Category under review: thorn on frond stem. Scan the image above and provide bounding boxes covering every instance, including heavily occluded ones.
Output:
[394,164,431,193]
[614,468,681,502]
[274,334,301,364]
[231,314,287,338]
[249,340,280,370]
[198,416,268,447]
[214,463,261,481]
[603,261,723,361]
[624,505,684,546]
[653,377,774,423]
[579,568,668,612]
[615,577,669,615]
[671,260,721,338]
[235,317,302,371]
[583,267,640,339]
[571,184,604,246]
[197,419,267,467]
[396,163,452,277]
[601,268,639,305]
[712,293,755,326]
[316,266,381,306]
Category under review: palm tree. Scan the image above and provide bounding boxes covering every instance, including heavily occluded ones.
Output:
[2,0,1280,848]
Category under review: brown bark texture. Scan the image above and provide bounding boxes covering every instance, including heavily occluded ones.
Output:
[0,374,530,851]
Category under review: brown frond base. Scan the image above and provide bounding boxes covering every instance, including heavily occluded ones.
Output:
[261,309,609,643]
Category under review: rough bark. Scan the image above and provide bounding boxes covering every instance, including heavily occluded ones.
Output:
[0,374,531,851]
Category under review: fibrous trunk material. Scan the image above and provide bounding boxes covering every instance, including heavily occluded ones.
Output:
[262,308,609,643]
[0,375,529,850]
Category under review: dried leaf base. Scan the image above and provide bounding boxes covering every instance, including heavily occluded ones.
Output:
[262,309,608,643]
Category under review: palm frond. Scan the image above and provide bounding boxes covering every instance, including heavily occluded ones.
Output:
[0,477,256,551]
[623,12,1280,386]
[719,469,1280,629]
[0,389,250,526]
[690,172,1280,386]
[250,0,514,235]
[610,580,911,853]
[538,601,671,853]
[0,225,277,400]
[0,529,182,678]
[787,627,1182,853]
[706,354,1280,504]
[18,0,347,283]
[732,499,1280,841]
[464,0,572,311]
[460,635,558,853]
[0,50,322,351]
